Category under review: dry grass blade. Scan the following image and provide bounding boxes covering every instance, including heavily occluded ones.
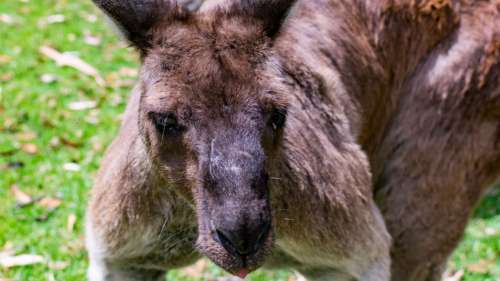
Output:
[10,185,33,206]
[48,260,69,270]
[0,14,16,25]
[21,143,38,155]
[67,213,77,233]
[0,54,12,64]
[0,242,15,258]
[444,270,464,281]
[68,100,97,111]
[289,273,307,281]
[466,259,494,273]
[16,131,37,142]
[63,162,81,172]
[0,254,44,268]
[37,197,62,210]
[180,259,207,278]
[39,45,104,86]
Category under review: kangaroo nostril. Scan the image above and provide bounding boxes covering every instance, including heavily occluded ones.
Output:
[215,228,252,257]
[254,221,271,252]
[214,229,239,255]
[213,221,271,258]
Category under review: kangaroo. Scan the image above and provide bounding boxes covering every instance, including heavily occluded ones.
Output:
[85,0,500,280]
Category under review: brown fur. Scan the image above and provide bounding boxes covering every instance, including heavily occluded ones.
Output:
[86,1,500,281]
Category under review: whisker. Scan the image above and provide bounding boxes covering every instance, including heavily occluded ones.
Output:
[160,124,166,144]
[158,218,168,240]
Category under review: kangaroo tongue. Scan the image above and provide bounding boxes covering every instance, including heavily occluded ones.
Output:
[234,268,249,279]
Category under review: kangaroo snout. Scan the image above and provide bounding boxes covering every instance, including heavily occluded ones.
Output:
[207,136,272,258]
[212,212,271,258]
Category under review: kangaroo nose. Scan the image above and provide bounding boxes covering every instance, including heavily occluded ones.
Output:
[213,221,271,257]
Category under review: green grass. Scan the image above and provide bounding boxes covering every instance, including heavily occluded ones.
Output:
[0,0,498,280]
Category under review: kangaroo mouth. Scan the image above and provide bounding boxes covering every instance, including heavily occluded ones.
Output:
[234,268,250,279]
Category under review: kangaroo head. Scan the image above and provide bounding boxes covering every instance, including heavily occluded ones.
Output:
[93,0,296,275]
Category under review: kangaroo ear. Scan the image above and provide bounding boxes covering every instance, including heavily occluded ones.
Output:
[92,0,177,51]
[234,0,297,37]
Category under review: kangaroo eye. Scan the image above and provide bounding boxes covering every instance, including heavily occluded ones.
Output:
[269,108,287,130]
[149,112,186,136]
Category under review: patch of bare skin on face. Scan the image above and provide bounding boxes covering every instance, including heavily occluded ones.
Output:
[235,150,253,159]
[228,165,243,174]
[209,137,221,177]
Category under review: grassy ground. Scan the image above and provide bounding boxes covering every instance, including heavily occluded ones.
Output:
[0,0,498,280]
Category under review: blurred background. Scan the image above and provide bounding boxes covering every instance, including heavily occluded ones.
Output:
[0,0,498,280]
